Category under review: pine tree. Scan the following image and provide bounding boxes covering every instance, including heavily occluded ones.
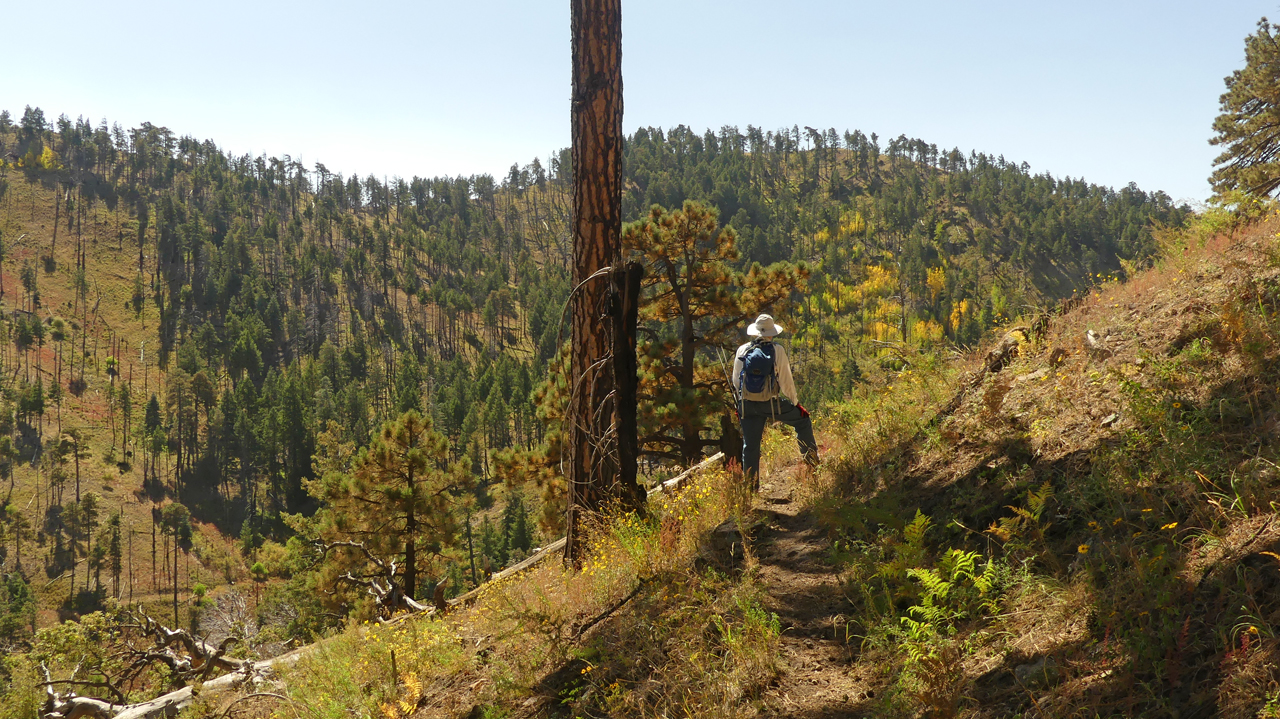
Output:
[1212,17,1280,197]
[623,201,808,465]
[311,410,473,602]
[105,512,123,598]
[478,516,504,571]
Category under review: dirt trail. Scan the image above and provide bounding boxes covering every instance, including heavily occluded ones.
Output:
[752,465,878,718]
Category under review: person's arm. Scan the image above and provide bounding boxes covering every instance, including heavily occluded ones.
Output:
[775,344,799,405]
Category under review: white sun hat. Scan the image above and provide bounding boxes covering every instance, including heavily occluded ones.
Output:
[746,313,784,338]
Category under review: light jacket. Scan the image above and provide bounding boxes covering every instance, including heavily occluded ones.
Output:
[732,340,798,405]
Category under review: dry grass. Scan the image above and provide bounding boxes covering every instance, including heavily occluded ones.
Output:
[270,464,779,719]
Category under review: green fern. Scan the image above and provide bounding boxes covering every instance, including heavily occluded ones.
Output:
[986,482,1054,549]
[937,548,979,583]
[1027,482,1054,522]
[904,510,932,549]
[907,566,952,602]
[971,558,997,596]
[900,510,932,568]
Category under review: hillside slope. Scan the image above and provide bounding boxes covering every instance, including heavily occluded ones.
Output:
[84,209,1280,719]
[809,209,1280,718]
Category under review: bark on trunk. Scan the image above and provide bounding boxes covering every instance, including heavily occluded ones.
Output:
[611,263,644,510]
[564,0,625,565]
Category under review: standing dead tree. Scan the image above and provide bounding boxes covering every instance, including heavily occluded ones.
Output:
[314,540,441,619]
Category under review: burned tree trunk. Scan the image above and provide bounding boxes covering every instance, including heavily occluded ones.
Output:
[564,0,632,564]
[611,262,644,510]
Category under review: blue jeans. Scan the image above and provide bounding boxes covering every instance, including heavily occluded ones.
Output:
[740,398,818,486]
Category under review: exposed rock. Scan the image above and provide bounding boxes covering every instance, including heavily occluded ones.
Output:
[1013,656,1059,688]
[698,519,744,568]
[1085,329,1113,360]
[1016,368,1049,383]
[1101,413,1119,427]
[984,327,1028,373]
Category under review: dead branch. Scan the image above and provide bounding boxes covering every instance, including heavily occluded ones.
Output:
[315,541,432,617]
[40,664,118,719]
[38,678,127,705]
[214,692,298,719]
[573,577,649,639]
[127,611,248,676]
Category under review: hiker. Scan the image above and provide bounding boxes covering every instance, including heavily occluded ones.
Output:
[733,313,819,489]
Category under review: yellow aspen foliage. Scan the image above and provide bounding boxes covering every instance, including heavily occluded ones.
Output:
[868,321,897,343]
[860,265,896,297]
[926,267,946,303]
[840,211,866,238]
[948,299,971,333]
[38,146,62,170]
[822,280,857,314]
[912,319,945,344]
[872,302,897,322]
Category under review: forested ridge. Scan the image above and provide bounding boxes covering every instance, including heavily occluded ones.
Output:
[0,105,1187,665]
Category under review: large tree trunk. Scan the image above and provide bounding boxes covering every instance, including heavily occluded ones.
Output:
[564,0,631,565]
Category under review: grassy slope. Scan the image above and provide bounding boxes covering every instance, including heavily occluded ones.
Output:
[815,210,1280,717]
[0,171,249,626]
[0,166,560,632]
[247,211,1280,719]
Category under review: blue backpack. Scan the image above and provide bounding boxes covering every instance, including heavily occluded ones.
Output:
[739,340,778,399]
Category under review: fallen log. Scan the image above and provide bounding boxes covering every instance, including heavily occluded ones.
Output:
[107,644,313,719]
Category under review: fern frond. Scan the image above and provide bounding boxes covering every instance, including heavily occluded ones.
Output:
[1009,506,1034,521]
[986,518,1016,542]
[973,559,995,593]
[907,566,952,601]
[939,548,980,582]
[1028,482,1055,520]
[904,510,932,550]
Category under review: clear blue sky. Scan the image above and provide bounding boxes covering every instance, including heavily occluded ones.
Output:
[1,1,1271,204]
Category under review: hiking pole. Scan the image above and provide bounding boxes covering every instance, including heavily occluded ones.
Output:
[717,347,741,417]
